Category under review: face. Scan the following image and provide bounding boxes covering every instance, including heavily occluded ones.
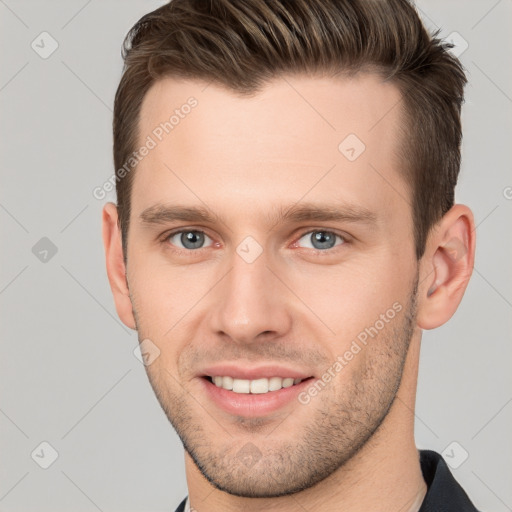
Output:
[126,73,420,496]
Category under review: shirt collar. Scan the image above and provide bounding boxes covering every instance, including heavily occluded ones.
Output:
[418,449,479,512]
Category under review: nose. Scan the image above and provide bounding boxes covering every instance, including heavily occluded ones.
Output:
[208,243,293,345]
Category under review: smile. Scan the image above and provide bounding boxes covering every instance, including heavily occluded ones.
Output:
[208,376,304,394]
[200,374,315,417]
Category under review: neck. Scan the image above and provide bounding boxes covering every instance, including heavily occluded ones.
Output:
[185,333,426,512]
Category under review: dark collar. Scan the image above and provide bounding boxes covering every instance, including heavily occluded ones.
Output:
[174,497,187,512]
[418,449,480,511]
[173,449,481,512]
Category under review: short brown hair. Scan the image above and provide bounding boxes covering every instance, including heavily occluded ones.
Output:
[113,0,467,261]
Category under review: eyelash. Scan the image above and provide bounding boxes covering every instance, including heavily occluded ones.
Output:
[159,228,350,255]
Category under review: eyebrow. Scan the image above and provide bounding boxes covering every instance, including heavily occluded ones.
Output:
[139,201,378,230]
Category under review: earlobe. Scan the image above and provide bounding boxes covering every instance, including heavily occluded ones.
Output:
[102,202,137,330]
[417,205,476,330]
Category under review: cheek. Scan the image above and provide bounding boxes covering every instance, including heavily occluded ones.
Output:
[128,254,204,325]
[127,256,219,372]
[288,253,411,343]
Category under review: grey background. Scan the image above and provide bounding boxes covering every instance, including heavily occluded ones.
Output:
[0,1,511,511]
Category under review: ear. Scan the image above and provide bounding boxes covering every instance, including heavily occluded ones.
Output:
[417,204,476,330]
[102,202,137,330]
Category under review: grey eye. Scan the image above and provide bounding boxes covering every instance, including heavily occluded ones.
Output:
[168,230,213,250]
[297,230,344,251]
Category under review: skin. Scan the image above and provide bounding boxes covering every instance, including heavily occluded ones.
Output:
[102,73,475,512]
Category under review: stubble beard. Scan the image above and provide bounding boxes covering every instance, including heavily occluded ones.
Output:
[133,275,419,497]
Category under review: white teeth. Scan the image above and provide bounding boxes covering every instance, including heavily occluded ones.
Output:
[232,378,250,393]
[222,376,233,390]
[250,378,269,394]
[282,378,294,388]
[210,376,304,394]
[268,377,283,391]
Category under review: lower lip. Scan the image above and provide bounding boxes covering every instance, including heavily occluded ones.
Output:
[199,377,314,417]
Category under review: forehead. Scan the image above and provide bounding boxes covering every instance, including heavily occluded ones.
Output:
[132,73,409,226]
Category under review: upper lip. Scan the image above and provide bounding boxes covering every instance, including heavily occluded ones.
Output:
[199,364,313,380]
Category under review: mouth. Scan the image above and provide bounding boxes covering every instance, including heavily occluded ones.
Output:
[204,375,309,394]
[199,371,315,417]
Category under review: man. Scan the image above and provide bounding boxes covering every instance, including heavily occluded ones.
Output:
[102,0,480,510]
